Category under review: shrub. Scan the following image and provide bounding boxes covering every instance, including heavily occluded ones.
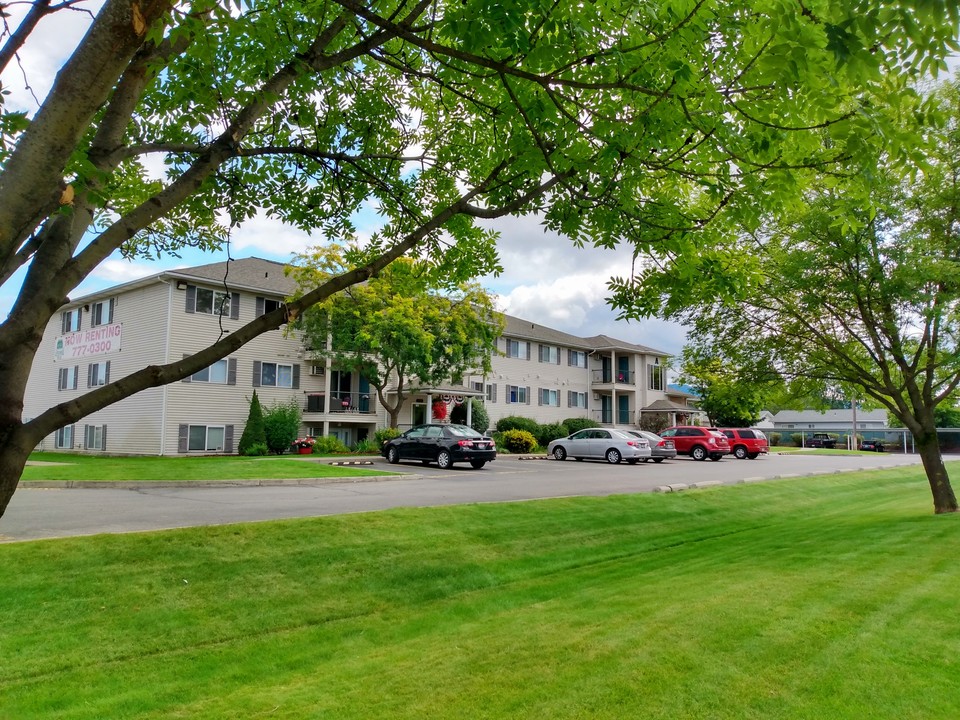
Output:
[263,399,302,454]
[450,400,490,434]
[536,422,569,447]
[769,432,781,447]
[242,442,268,457]
[499,429,537,454]
[563,416,600,434]
[351,438,380,454]
[237,391,267,455]
[374,427,402,447]
[496,415,539,435]
[311,435,350,454]
[791,433,804,447]
[638,413,669,434]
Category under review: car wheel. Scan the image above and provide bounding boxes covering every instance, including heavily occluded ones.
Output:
[386,446,400,464]
[691,445,707,461]
[436,449,453,469]
[552,446,567,461]
[653,457,665,463]
[470,460,486,469]
[733,445,748,460]
[605,448,622,464]
[709,454,722,461]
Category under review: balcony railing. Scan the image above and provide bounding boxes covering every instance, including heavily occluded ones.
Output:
[591,369,635,384]
[304,391,377,414]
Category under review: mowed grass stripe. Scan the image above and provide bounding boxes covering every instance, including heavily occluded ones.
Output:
[2,465,959,718]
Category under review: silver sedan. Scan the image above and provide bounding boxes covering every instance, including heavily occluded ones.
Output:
[548,428,652,464]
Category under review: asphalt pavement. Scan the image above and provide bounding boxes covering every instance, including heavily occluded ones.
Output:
[0,450,923,542]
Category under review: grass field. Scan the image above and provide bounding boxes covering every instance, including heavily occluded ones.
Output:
[22,452,388,481]
[3,465,959,718]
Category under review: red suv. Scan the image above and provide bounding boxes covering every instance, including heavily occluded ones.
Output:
[660,426,731,461]
[714,428,769,460]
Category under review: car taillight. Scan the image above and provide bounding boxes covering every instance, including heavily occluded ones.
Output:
[626,440,638,447]
[457,440,473,447]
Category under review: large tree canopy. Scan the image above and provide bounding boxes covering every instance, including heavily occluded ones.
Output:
[630,78,960,514]
[0,0,957,519]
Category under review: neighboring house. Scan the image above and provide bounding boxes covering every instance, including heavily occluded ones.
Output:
[769,409,889,431]
[25,257,675,455]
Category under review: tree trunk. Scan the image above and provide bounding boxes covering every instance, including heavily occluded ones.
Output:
[915,431,959,514]
[0,427,36,519]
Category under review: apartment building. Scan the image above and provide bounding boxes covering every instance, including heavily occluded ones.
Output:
[25,257,684,455]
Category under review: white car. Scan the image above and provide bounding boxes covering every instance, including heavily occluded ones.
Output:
[548,428,651,464]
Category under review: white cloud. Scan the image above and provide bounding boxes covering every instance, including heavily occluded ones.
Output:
[227,212,317,256]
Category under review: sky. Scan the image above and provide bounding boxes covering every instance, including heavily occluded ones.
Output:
[0,3,689,359]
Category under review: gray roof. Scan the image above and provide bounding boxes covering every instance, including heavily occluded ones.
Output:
[502,315,669,357]
[771,409,888,424]
[168,257,296,296]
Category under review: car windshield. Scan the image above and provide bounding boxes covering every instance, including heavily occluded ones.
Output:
[446,425,482,438]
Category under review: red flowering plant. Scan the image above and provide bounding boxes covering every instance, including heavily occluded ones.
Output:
[431,400,448,421]
[291,437,316,450]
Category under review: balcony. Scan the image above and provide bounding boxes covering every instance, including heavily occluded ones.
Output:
[304,391,377,415]
[591,369,635,385]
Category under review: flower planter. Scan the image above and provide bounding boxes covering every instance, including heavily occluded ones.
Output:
[298,446,312,455]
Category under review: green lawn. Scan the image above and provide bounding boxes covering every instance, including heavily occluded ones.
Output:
[22,452,388,481]
[3,465,959,718]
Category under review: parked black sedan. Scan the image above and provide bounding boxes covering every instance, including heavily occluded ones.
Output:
[859,438,885,452]
[382,423,497,469]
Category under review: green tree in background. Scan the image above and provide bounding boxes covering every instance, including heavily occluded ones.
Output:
[237,391,267,456]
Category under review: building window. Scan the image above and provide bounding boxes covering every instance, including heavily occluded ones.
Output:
[648,359,664,391]
[90,298,114,327]
[505,339,530,359]
[189,425,225,452]
[84,424,106,450]
[55,425,74,449]
[568,391,587,408]
[61,308,81,333]
[472,381,484,393]
[568,350,587,368]
[539,388,560,406]
[539,344,559,364]
[58,365,79,391]
[486,383,497,403]
[191,359,228,384]
[88,361,110,387]
[253,361,299,389]
[196,288,231,315]
[256,297,283,316]
[507,385,528,404]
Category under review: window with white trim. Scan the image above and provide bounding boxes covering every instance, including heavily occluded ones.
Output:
[88,361,110,387]
[539,344,559,364]
[189,425,225,452]
[507,385,528,404]
[196,287,231,316]
[568,350,587,368]
[191,359,228,384]
[58,366,79,391]
[539,388,560,406]
[61,308,81,333]
[505,339,530,359]
[84,424,106,450]
[568,391,587,408]
[91,298,114,327]
[486,383,497,403]
[648,359,664,391]
[257,296,283,316]
[55,425,74,449]
[260,362,293,387]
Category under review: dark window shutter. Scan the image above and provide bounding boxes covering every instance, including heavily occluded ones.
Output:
[87,364,94,388]
[58,368,66,391]
[538,388,543,406]
[178,424,189,452]
[292,364,300,389]
[252,360,261,387]
[185,285,196,313]
[567,391,572,408]
[526,386,531,404]
[227,358,237,385]
[72,366,78,389]
[61,312,69,334]
[104,361,111,384]
[107,298,115,323]
[182,353,191,383]
[101,425,107,450]
[224,425,234,454]
[230,293,240,320]
[256,297,265,317]
[83,425,90,450]
[526,343,531,361]
[492,384,497,403]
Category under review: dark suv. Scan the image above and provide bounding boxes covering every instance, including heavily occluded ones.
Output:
[807,433,837,449]
[715,428,769,460]
[660,426,731,461]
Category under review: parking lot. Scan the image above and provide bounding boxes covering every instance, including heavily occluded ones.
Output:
[1,451,923,542]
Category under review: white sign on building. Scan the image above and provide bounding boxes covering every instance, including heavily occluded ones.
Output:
[54,323,123,361]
